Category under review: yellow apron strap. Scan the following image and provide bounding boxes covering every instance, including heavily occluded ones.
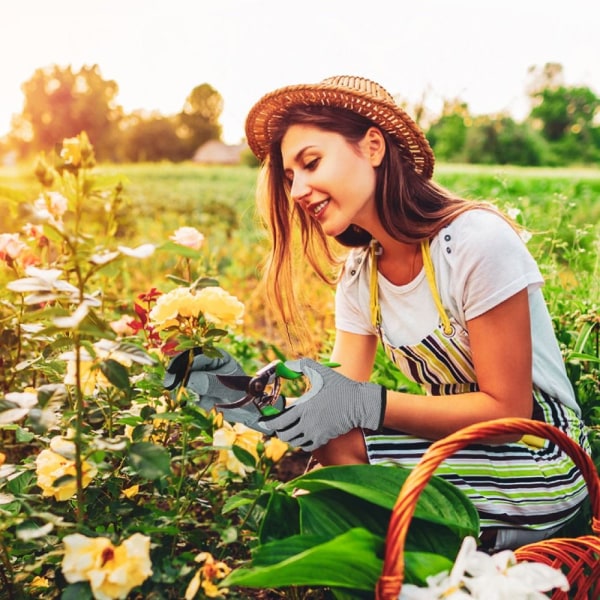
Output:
[369,241,382,328]
[370,240,453,335]
[421,240,453,335]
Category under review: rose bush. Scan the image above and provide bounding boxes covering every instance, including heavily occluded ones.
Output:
[0,134,294,599]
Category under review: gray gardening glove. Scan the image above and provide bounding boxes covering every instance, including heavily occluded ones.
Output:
[259,358,386,452]
[164,348,283,434]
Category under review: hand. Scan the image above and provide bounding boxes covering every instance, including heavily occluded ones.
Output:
[164,348,283,434]
[259,358,386,452]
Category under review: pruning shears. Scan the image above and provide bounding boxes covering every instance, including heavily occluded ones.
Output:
[216,359,339,417]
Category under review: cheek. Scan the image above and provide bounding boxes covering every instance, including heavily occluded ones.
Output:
[341,158,376,200]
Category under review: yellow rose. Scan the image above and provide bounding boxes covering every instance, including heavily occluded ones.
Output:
[185,552,230,599]
[263,437,289,463]
[62,342,134,395]
[194,286,244,327]
[148,287,191,330]
[0,452,5,466]
[62,532,153,600]
[148,286,244,332]
[212,422,262,478]
[30,576,51,589]
[35,444,97,501]
[61,137,82,166]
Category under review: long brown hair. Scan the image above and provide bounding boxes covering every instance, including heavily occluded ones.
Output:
[256,105,491,348]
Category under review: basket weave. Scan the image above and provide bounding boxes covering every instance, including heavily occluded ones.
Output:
[375,417,600,600]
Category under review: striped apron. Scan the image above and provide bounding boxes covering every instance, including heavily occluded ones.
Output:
[365,241,589,537]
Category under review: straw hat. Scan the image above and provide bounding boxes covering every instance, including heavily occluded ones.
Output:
[245,75,434,178]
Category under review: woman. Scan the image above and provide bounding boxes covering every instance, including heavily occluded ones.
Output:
[188,75,589,551]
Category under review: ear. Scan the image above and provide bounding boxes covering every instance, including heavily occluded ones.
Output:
[363,127,386,167]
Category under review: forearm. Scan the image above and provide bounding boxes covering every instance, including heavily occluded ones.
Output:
[382,388,533,441]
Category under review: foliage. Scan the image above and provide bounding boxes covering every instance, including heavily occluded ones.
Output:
[8,65,224,164]
[222,464,478,597]
[13,65,122,162]
[2,60,600,168]
[0,135,298,599]
[0,153,598,598]
[426,63,600,167]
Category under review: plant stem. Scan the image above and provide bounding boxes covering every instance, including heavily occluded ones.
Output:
[73,334,85,527]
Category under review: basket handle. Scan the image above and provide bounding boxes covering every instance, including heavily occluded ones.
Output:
[375,417,600,600]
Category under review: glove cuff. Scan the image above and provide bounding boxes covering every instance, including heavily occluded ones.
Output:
[376,387,387,431]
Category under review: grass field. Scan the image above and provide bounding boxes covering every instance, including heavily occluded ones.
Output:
[1,160,598,353]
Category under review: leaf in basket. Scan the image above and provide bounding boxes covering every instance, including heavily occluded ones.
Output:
[222,527,382,593]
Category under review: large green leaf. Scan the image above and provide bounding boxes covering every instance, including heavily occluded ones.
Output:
[297,488,392,538]
[259,490,300,543]
[223,528,383,591]
[283,464,478,538]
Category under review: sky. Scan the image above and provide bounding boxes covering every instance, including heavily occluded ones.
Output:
[1,0,599,144]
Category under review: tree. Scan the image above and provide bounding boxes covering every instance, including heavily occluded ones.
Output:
[527,63,600,163]
[463,116,551,166]
[15,64,122,160]
[426,100,470,161]
[120,112,182,162]
[176,83,223,159]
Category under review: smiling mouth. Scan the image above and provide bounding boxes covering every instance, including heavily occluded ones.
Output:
[312,200,329,216]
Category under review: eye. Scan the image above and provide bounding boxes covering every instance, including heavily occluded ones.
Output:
[304,158,320,171]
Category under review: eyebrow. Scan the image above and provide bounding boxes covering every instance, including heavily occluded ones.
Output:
[283,145,316,171]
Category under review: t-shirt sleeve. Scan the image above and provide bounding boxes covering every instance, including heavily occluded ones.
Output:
[443,210,544,321]
[334,251,375,335]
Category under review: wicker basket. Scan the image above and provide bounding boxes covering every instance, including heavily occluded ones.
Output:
[375,417,600,600]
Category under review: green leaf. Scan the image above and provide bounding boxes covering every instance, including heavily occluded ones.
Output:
[297,488,392,539]
[128,442,172,480]
[159,240,204,259]
[191,276,220,290]
[99,359,130,390]
[282,464,478,538]
[259,490,300,543]
[223,528,383,591]
[61,582,94,600]
[112,342,157,366]
[404,551,453,586]
[7,471,36,495]
[232,444,257,468]
[204,328,228,338]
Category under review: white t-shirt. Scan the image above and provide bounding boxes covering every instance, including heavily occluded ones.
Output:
[335,209,579,414]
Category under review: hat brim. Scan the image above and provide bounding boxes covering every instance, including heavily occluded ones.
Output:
[245,81,434,178]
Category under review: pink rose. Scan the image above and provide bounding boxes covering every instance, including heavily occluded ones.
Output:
[170,227,204,250]
[0,233,26,261]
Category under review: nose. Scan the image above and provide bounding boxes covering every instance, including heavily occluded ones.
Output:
[290,173,310,204]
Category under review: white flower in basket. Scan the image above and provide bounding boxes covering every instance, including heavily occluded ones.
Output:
[399,536,569,599]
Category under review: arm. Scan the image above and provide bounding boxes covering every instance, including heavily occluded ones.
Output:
[330,329,379,382]
[383,287,533,439]
[262,288,534,454]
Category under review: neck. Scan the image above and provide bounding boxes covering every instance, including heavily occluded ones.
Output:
[373,239,423,286]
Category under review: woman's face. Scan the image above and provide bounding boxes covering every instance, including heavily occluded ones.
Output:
[280,124,381,238]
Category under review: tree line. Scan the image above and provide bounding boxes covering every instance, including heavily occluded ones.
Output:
[1,64,223,163]
[1,62,598,166]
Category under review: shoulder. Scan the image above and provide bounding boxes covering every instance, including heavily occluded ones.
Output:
[437,207,525,263]
[339,246,371,286]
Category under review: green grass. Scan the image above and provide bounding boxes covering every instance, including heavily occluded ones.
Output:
[1,160,598,350]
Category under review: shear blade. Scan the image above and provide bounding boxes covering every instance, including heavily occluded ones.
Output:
[214,393,254,409]
[216,374,252,391]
